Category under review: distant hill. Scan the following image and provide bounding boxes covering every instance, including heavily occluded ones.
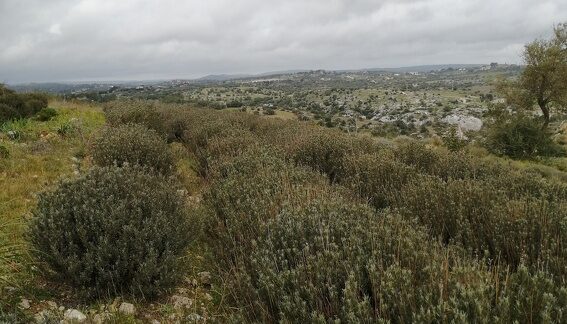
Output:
[197,74,254,81]
[362,64,484,73]
[7,64,492,89]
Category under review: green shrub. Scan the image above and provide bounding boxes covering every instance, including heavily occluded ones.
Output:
[91,123,174,175]
[29,166,192,298]
[0,103,18,123]
[0,145,8,159]
[20,93,49,116]
[443,126,468,152]
[103,101,170,138]
[485,115,563,158]
[287,129,377,182]
[337,151,417,208]
[0,85,48,122]
[56,122,77,137]
[393,140,441,173]
[395,176,567,278]
[203,149,329,270]
[34,107,58,121]
[199,128,259,177]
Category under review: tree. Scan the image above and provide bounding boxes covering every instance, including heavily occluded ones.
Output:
[500,23,567,128]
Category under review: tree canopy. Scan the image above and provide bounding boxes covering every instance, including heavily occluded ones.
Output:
[500,23,567,128]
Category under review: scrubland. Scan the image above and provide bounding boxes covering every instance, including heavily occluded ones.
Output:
[1,99,567,323]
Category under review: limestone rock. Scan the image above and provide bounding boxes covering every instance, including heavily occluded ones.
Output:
[64,309,87,323]
[19,298,30,309]
[119,302,136,316]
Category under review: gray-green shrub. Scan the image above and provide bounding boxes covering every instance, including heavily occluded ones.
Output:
[34,107,58,121]
[0,85,48,122]
[103,101,170,138]
[91,123,174,175]
[29,166,192,298]
[395,176,567,279]
[485,114,564,158]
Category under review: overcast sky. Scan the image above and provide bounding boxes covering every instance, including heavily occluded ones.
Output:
[1,0,566,83]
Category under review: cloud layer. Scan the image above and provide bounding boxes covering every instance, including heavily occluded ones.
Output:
[1,0,566,83]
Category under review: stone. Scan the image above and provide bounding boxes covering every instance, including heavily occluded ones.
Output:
[92,313,111,324]
[46,301,57,310]
[64,309,87,322]
[19,298,30,309]
[34,310,50,323]
[171,295,192,310]
[119,302,136,316]
[59,306,65,311]
[198,272,211,286]
[7,130,18,140]
[442,114,483,131]
[186,313,203,322]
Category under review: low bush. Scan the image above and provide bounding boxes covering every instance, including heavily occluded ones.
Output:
[485,114,564,159]
[337,151,417,208]
[0,85,48,122]
[101,102,567,321]
[0,145,8,159]
[205,151,567,322]
[29,166,192,298]
[443,126,469,152]
[91,123,174,175]
[395,176,567,279]
[103,101,169,138]
[203,148,329,270]
[34,107,58,121]
[286,128,378,183]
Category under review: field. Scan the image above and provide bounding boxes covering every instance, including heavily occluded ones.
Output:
[1,95,567,322]
[16,64,535,139]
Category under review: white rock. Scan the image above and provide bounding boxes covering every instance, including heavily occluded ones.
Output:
[92,313,111,324]
[442,114,483,131]
[46,301,57,310]
[19,298,30,309]
[119,302,136,316]
[64,309,87,322]
[186,313,203,322]
[198,271,211,286]
[171,295,192,310]
[34,310,49,323]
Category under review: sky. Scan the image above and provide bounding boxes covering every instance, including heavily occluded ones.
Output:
[1,0,566,83]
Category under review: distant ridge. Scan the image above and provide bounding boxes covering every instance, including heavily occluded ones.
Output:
[8,64,495,87]
[195,65,486,82]
[361,64,484,73]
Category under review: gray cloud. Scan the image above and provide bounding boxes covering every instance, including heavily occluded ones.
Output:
[1,0,566,83]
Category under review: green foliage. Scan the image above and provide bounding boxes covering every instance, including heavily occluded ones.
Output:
[485,114,563,159]
[0,85,48,123]
[91,123,174,175]
[203,148,328,270]
[337,150,416,208]
[0,145,8,159]
[103,101,172,139]
[443,126,468,152]
[102,102,567,322]
[395,176,567,279]
[497,23,567,127]
[226,100,243,108]
[56,121,76,137]
[34,107,58,121]
[29,166,192,298]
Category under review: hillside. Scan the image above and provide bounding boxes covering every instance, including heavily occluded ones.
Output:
[1,99,567,322]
